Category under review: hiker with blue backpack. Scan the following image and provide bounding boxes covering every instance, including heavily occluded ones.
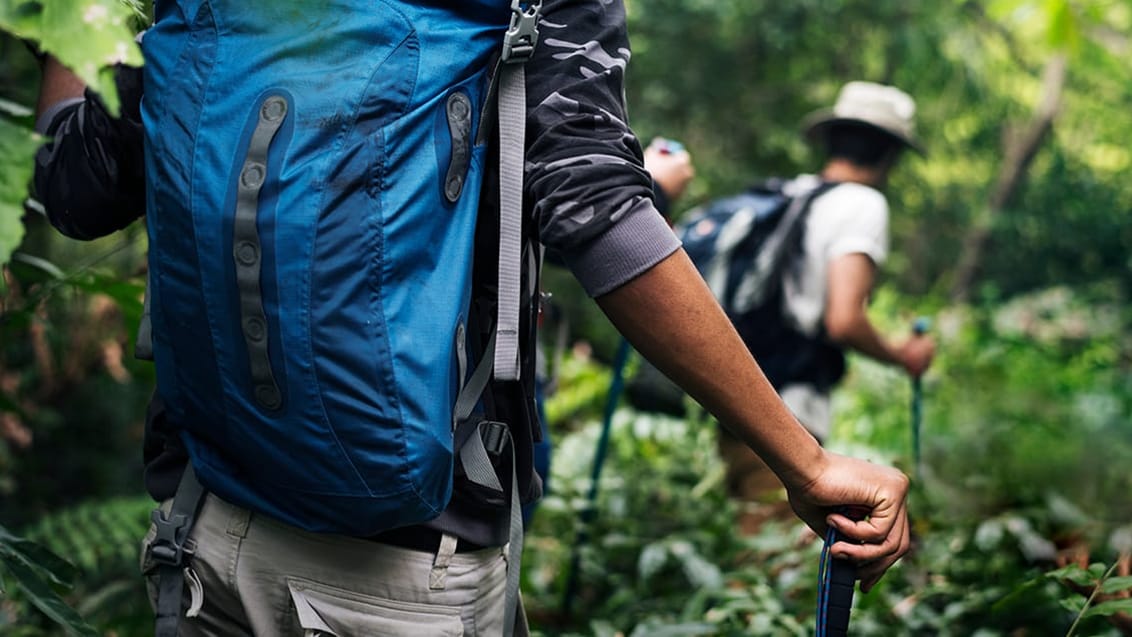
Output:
[678,81,937,535]
[34,4,913,635]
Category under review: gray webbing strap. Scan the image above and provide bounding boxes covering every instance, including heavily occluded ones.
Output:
[151,464,206,637]
[494,0,541,383]
[453,331,497,429]
[458,420,524,637]
[234,95,287,410]
[452,327,524,637]
[493,61,525,382]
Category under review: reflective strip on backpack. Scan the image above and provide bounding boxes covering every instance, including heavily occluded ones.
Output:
[233,95,288,411]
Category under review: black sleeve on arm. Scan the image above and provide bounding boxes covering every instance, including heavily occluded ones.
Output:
[33,65,146,241]
[524,0,680,297]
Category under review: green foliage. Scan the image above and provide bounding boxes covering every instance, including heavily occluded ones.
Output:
[0,0,143,115]
[1047,560,1132,636]
[623,0,1132,298]
[0,117,39,273]
[18,497,154,634]
[1,497,153,635]
[0,0,145,269]
[0,223,152,526]
[0,523,98,636]
[524,407,816,635]
[524,285,1132,636]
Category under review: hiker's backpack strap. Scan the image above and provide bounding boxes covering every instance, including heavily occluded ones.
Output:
[149,464,206,637]
[492,0,541,383]
[453,2,541,634]
[730,180,839,315]
[451,330,526,637]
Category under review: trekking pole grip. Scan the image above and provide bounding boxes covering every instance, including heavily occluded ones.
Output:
[818,506,868,637]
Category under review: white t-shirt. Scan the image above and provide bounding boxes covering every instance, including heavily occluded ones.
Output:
[776,174,889,439]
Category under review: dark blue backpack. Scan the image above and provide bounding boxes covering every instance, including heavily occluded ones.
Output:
[679,179,846,391]
[141,0,540,538]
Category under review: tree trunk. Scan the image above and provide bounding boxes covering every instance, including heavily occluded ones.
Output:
[950,53,1067,302]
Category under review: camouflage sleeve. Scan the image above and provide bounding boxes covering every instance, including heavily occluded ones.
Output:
[526,0,681,297]
[33,65,146,241]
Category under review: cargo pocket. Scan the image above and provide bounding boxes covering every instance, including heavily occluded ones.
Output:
[287,578,464,636]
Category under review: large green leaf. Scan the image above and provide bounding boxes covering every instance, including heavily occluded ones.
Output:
[1101,576,1132,595]
[0,0,143,115]
[1082,598,1132,619]
[0,117,39,269]
[0,524,98,637]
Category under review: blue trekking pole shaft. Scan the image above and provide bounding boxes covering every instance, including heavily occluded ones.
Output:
[561,337,632,615]
[911,317,930,482]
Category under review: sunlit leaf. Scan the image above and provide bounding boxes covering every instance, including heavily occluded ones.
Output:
[0,0,143,115]
[1047,563,1097,587]
[1082,597,1132,618]
[1101,576,1132,595]
[0,117,40,269]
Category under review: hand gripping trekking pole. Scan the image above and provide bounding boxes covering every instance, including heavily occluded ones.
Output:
[816,507,867,637]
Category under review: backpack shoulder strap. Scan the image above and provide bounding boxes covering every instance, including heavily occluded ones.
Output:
[491,0,542,384]
[731,179,838,313]
[756,179,838,274]
[456,3,543,635]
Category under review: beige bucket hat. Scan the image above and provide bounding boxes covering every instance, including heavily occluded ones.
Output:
[803,81,924,154]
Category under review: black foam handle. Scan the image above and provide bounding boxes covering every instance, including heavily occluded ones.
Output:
[825,530,856,636]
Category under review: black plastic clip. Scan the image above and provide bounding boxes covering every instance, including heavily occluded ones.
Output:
[148,509,192,567]
[480,420,510,456]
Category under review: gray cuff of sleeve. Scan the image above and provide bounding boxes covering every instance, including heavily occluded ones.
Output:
[562,198,683,298]
[35,98,84,134]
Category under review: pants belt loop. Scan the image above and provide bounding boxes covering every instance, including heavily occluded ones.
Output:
[429,533,459,590]
[224,498,252,539]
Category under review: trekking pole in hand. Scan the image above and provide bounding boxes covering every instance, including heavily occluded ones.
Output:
[910,317,931,482]
[817,507,867,637]
[561,337,632,616]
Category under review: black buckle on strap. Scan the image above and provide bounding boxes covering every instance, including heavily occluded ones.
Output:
[148,509,193,567]
[480,420,510,456]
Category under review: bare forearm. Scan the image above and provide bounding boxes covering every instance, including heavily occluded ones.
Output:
[596,249,826,488]
[829,312,901,366]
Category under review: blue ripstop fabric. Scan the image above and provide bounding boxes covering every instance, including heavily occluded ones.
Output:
[141,0,511,535]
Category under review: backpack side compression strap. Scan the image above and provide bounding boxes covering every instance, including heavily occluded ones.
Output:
[493,0,542,383]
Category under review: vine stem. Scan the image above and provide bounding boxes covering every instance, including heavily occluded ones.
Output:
[1065,560,1121,637]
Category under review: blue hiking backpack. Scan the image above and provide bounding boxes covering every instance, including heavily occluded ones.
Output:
[625,179,846,417]
[680,179,846,391]
[140,0,541,539]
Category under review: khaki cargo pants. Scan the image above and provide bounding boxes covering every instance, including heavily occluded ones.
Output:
[141,493,521,636]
